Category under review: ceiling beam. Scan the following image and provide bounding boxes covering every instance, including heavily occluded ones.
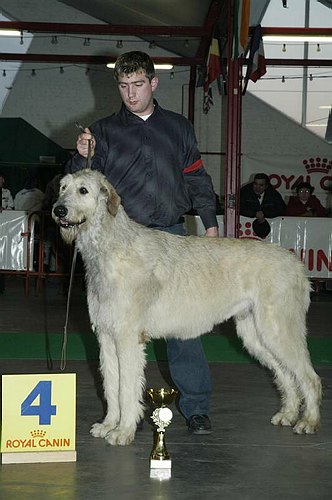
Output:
[0,53,202,66]
[1,53,331,67]
[0,21,331,38]
[0,21,207,37]
[263,58,332,67]
[260,27,332,37]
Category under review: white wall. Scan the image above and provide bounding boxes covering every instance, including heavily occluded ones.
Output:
[242,92,331,157]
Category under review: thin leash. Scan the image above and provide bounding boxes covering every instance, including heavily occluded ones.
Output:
[60,126,92,370]
[60,243,78,371]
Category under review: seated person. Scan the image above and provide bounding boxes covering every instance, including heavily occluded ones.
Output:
[0,171,13,293]
[286,182,326,217]
[14,174,44,212]
[0,171,14,211]
[240,173,286,238]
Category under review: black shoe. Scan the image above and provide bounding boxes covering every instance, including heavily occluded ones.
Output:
[187,414,212,435]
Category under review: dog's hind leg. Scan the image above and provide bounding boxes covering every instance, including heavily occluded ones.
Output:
[105,336,147,446]
[252,308,321,434]
[90,333,120,439]
[235,311,302,427]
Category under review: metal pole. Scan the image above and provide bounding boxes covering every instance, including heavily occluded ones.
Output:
[224,0,242,238]
[188,66,196,124]
[301,0,310,127]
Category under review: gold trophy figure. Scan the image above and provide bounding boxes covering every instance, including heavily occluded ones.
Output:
[146,388,178,478]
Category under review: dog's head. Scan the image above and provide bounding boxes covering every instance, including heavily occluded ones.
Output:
[52,169,121,244]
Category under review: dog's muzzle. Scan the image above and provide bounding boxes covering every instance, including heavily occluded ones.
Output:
[53,204,86,229]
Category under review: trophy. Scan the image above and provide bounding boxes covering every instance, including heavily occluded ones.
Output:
[146,387,178,477]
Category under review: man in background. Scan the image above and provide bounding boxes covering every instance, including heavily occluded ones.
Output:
[240,173,286,238]
[0,171,14,293]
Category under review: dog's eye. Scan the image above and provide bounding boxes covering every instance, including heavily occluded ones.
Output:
[79,187,88,195]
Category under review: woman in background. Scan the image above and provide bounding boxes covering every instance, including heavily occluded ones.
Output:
[286,182,327,217]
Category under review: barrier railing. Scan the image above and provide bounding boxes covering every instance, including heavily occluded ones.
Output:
[186,215,332,282]
[1,212,331,293]
[0,210,77,294]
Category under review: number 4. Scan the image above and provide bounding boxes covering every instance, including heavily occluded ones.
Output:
[21,381,57,425]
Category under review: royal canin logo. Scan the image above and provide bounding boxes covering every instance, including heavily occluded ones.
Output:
[303,157,332,174]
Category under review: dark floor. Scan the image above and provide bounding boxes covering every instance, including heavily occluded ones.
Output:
[0,276,332,500]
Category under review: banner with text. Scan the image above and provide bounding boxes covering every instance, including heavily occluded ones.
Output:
[242,154,332,207]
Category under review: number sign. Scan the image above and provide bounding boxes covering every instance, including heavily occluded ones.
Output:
[1,374,76,457]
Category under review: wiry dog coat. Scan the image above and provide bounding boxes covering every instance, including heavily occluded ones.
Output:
[53,169,321,445]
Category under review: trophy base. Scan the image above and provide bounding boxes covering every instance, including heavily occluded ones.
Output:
[150,458,172,469]
[150,466,172,480]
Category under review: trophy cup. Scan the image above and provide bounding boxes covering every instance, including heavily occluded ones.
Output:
[146,388,178,478]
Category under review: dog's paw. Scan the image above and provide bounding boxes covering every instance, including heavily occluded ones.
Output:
[90,421,116,439]
[293,418,320,435]
[105,427,135,446]
[271,411,298,427]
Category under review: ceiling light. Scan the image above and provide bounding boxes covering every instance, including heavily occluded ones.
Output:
[106,63,174,70]
[263,35,331,42]
[319,105,332,109]
[0,29,21,36]
[306,124,327,127]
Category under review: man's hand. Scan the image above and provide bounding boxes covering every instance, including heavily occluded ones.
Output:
[255,210,265,222]
[205,226,219,238]
[77,127,96,159]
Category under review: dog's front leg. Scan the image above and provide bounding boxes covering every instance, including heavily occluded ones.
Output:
[90,333,120,439]
[105,337,146,446]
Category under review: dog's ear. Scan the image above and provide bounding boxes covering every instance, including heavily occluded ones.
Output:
[100,179,121,216]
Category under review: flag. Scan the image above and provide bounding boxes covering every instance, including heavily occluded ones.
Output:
[243,24,266,93]
[204,38,221,92]
[248,25,266,82]
[203,37,222,114]
[232,0,251,59]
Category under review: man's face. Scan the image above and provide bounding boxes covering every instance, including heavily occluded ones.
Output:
[117,71,158,116]
[253,178,268,195]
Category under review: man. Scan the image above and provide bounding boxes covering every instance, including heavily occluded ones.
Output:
[0,171,14,293]
[240,173,285,237]
[66,51,218,434]
[0,171,14,212]
[14,175,44,212]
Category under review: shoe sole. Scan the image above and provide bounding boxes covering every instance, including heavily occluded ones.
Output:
[189,428,212,435]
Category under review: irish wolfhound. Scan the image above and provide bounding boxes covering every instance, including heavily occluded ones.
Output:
[52,169,321,446]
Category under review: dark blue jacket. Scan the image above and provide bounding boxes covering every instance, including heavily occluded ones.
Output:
[66,101,217,230]
[240,182,286,218]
